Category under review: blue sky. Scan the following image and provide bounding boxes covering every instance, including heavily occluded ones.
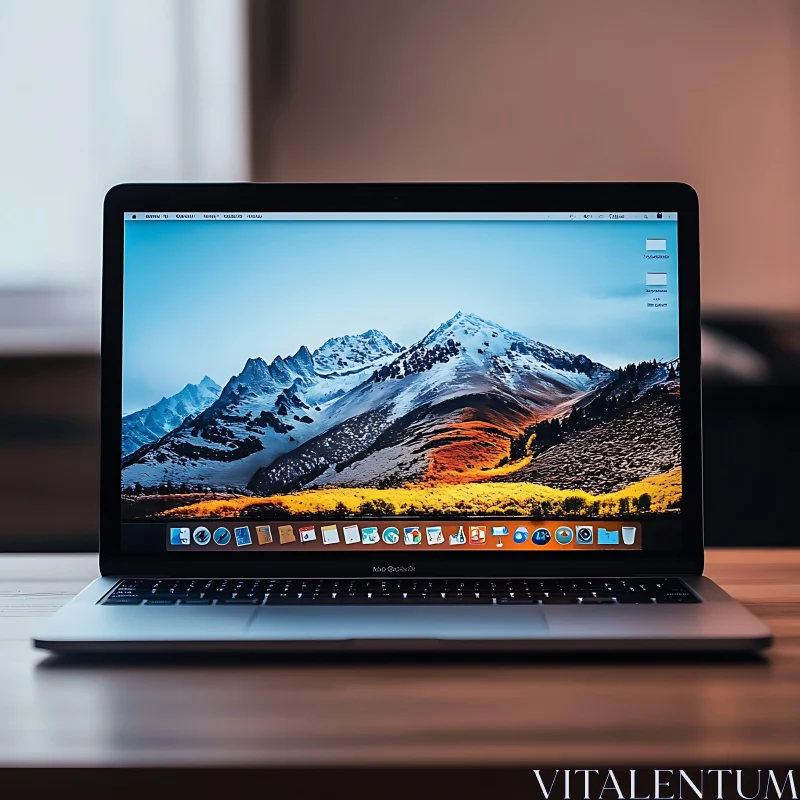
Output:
[122,219,679,414]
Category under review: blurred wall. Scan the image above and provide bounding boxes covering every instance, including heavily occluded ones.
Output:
[0,0,248,354]
[265,0,799,312]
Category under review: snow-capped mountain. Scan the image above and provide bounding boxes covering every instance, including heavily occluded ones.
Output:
[313,329,403,374]
[248,312,611,495]
[121,331,404,489]
[122,314,613,494]
[372,312,607,388]
[122,376,221,457]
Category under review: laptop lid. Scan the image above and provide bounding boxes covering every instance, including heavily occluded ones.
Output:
[102,183,701,577]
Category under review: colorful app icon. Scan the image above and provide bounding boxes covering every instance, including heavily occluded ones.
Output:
[576,525,593,545]
[404,526,422,545]
[491,526,509,547]
[513,526,528,544]
[598,528,620,545]
[234,526,252,546]
[554,526,573,545]
[213,526,231,545]
[469,525,486,545]
[192,526,211,546]
[299,526,317,543]
[255,525,273,545]
[278,525,296,544]
[343,524,360,545]
[321,524,340,545]
[449,527,467,545]
[426,526,444,545]
[382,526,400,544]
[622,526,636,545]
[362,526,380,545]
[532,528,551,546]
[170,527,190,546]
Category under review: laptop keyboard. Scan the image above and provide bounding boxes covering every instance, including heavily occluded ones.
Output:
[102,577,699,605]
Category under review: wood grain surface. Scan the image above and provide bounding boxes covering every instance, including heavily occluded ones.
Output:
[0,550,798,767]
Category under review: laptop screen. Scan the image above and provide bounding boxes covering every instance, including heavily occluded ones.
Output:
[120,211,680,553]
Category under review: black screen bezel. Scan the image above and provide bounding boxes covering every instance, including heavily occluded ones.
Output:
[101,182,702,577]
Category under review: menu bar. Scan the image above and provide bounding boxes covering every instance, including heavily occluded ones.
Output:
[125,212,677,222]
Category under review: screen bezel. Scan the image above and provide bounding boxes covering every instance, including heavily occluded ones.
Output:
[101,182,702,577]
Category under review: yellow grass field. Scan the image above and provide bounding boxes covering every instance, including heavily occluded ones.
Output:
[160,467,682,519]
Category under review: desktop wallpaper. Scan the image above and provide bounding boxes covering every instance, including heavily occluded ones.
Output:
[121,218,681,521]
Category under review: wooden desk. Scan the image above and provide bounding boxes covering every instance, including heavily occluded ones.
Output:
[0,550,798,769]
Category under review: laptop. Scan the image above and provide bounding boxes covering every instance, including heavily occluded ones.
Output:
[34,182,772,653]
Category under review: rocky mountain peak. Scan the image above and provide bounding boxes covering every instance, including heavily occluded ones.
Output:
[121,375,222,457]
[312,329,403,374]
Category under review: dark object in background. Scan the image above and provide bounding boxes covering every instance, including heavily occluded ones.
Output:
[0,355,99,551]
[703,315,800,546]
[1,315,798,550]
[703,314,800,386]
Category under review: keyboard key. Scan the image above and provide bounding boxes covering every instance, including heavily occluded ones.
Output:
[265,596,315,605]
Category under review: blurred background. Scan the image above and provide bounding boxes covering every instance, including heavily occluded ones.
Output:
[1,0,798,549]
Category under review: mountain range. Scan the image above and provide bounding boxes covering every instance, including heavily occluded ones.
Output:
[122,376,221,456]
[121,312,667,497]
[121,322,410,488]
